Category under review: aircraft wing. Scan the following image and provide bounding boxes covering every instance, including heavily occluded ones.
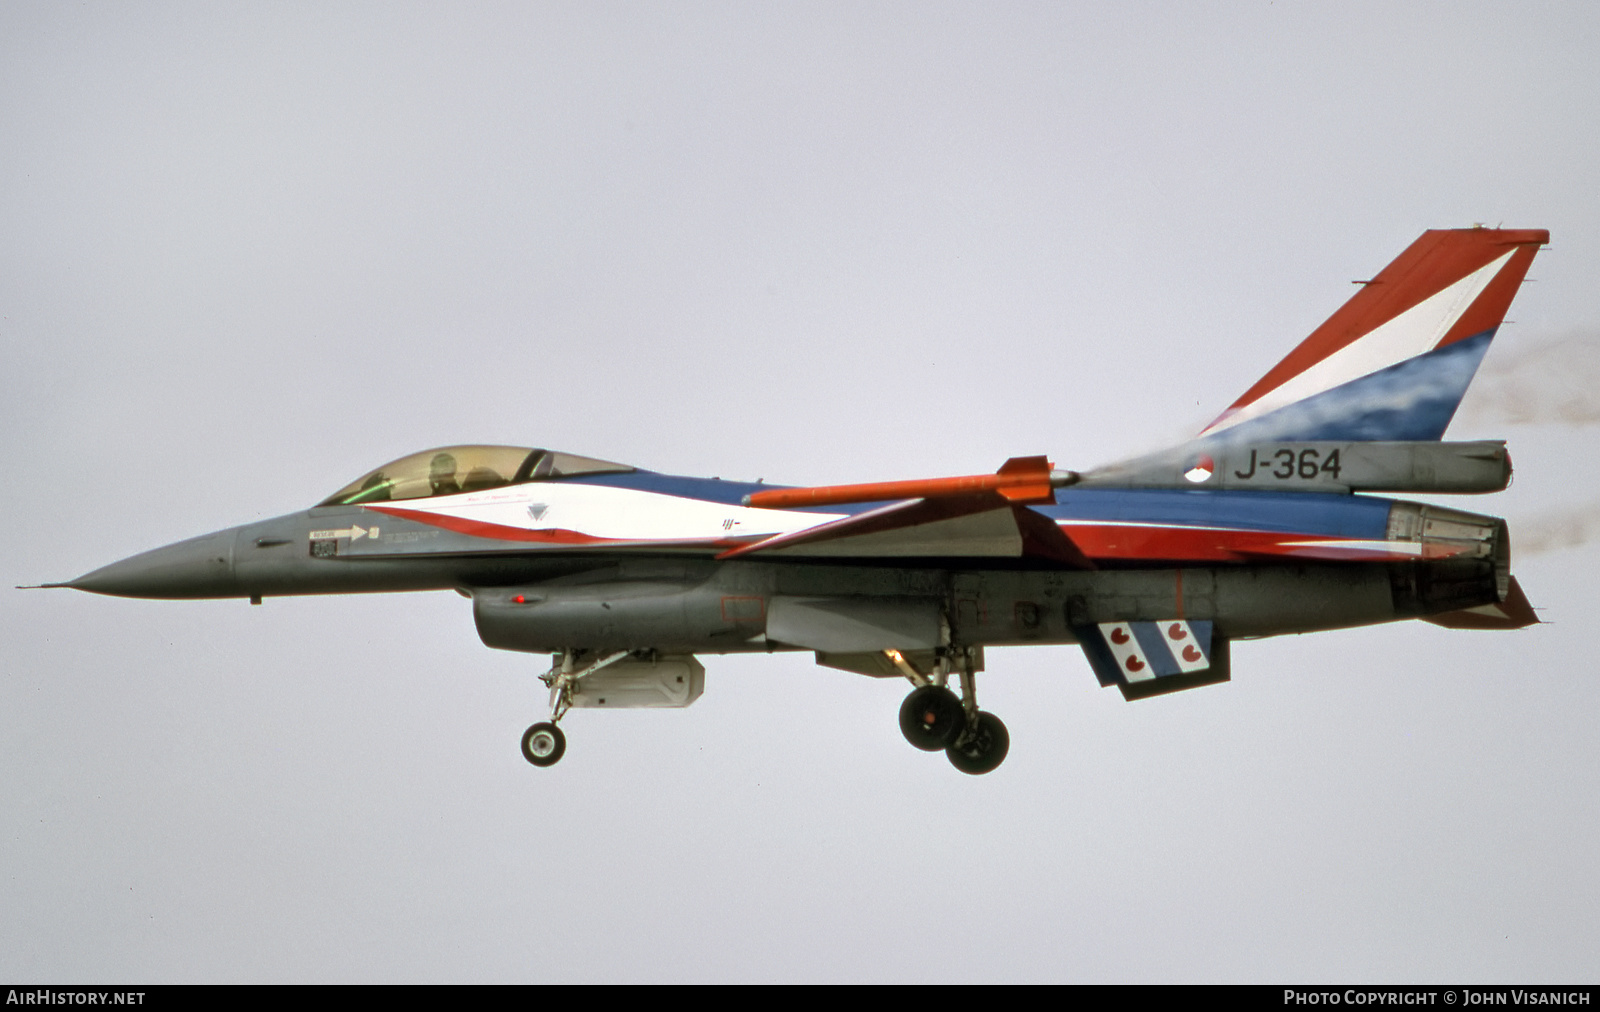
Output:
[717,492,1094,566]
[719,457,1094,567]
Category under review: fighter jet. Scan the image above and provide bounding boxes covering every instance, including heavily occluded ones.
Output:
[40,227,1547,773]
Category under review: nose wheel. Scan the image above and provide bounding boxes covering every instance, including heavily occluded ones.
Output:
[521,722,566,767]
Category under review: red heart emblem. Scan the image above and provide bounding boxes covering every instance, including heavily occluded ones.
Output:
[1110,627,1129,644]
[1168,623,1186,640]
[1183,645,1202,663]
[1125,655,1145,672]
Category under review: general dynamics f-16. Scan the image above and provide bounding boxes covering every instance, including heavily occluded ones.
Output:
[39,227,1547,773]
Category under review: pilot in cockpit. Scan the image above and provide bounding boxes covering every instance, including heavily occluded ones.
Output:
[428,453,461,497]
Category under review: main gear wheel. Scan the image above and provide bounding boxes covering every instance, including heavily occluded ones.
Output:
[898,685,965,751]
[945,711,1009,775]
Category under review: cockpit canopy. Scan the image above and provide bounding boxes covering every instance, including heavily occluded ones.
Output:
[319,445,634,506]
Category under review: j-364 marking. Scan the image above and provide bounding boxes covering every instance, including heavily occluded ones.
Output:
[1233,447,1344,481]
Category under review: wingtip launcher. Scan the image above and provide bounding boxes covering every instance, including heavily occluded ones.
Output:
[740,457,1080,509]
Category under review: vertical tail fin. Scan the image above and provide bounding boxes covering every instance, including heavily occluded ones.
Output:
[1200,228,1548,443]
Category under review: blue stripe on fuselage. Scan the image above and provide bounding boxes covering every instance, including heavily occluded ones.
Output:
[561,470,863,513]
[1036,488,1392,538]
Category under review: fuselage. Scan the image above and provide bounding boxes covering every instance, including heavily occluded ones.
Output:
[64,464,1509,654]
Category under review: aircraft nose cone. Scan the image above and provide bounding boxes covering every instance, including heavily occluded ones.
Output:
[68,529,240,599]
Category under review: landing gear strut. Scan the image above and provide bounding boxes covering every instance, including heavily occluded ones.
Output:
[894,646,1010,774]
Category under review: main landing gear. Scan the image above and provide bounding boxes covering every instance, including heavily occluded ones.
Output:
[518,649,629,768]
[895,647,1010,775]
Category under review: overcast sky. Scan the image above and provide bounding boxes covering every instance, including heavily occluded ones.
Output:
[4,2,1598,983]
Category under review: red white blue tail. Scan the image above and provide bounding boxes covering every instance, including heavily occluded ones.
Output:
[1200,228,1548,443]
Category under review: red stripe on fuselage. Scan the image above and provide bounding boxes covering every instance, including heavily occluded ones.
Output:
[1060,524,1469,563]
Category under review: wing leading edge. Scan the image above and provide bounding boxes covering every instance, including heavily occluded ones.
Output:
[722,457,1094,566]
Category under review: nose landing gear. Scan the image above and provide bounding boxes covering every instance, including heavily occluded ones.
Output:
[518,649,629,768]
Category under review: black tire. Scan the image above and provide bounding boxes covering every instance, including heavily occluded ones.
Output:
[946,711,1010,775]
[521,722,566,767]
[899,685,965,752]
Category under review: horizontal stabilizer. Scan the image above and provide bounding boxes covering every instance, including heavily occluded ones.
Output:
[1422,575,1538,630]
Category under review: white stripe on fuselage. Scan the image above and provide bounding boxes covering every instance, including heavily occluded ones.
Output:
[383,482,846,542]
[1280,539,1424,556]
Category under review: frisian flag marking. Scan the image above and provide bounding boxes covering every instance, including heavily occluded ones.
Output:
[1080,620,1213,685]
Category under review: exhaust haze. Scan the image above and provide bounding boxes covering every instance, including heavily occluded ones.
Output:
[1516,502,1600,556]
[1462,329,1600,426]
